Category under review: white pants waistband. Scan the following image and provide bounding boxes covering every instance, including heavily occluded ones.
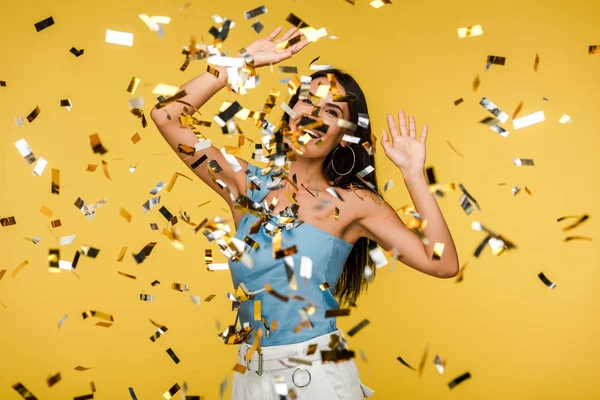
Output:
[237,329,344,372]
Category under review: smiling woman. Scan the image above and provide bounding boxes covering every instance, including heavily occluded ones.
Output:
[151,25,458,400]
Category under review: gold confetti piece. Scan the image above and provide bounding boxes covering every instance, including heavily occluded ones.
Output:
[244,5,267,19]
[325,309,351,318]
[0,80,5,86]
[347,319,370,336]
[513,158,534,166]
[95,322,113,328]
[334,207,340,221]
[512,101,524,120]
[448,371,472,389]
[480,97,509,123]
[455,262,468,283]
[120,208,132,222]
[74,366,94,371]
[140,294,154,302]
[70,47,84,57]
[279,66,298,74]
[486,55,506,69]
[457,24,483,38]
[51,219,62,228]
[368,247,388,268]
[559,114,572,124]
[40,205,53,218]
[35,15,55,31]
[454,98,464,106]
[12,260,29,278]
[513,111,545,129]
[472,75,480,91]
[90,381,96,392]
[171,282,190,291]
[106,29,134,46]
[163,383,180,399]
[0,270,6,280]
[32,157,48,177]
[26,105,41,123]
[557,214,589,231]
[1,216,17,227]
[397,355,416,370]
[12,382,38,399]
[432,242,445,260]
[564,236,593,242]
[82,310,114,322]
[131,132,141,144]
[233,363,248,374]
[588,45,600,54]
[90,133,108,154]
[166,172,193,192]
[87,164,98,172]
[265,283,289,302]
[127,77,141,94]
[254,300,261,321]
[459,184,481,214]
[47,372,61,387]
[116,246,127,261]
[60,99,73,111]
[369,0,392,8]
[534,53,540,71]
[118,271,136,279]
[149,223,159,230]
[101,160,112,180]
[166,348,180,364]
[207,65,220,78]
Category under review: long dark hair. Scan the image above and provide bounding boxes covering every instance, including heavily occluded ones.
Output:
[280,68,380,306]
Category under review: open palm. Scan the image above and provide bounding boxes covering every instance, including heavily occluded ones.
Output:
[245,27,310,68]
[381,110,428,176]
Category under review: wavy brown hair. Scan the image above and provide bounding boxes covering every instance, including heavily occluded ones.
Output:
[280,68,380,306]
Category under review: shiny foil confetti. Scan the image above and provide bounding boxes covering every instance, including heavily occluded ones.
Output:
[35,16,55,31]
[534,53,540,71]
[347,319,370,336]
[368,247,388,268]
[131,132,141,143]
[457,24,483,38]
[70,47,84,57]
[512,101,524,120]
[454,98,464,106]
[432,242,445,260]
[480,117,509,137]
[127,77,140,94]
[163,383,181,399]
[588,45,600,54]
[60,99,73,110]
[74,366,94,371]
[325,309,351,318]
[46,372,61,387]
[166,348,180,364]
[40,205,53,218]
[0,270,6,281]
[480,97,509,123]
[106,29,134,46]
[140,294,154,302]
[434,354,447,373]
[12,382,38,399]
[118,271,136,279]
[120,208,132,222]
[15,138,36,164]
[116,246,127,261]
[557,214,589,231]
[12,260,29,278]
[417,344,429,377]
[513,111,545,130]
[472,75,480,91]
[397,355,416,370]
[51,168,60,194]
[513,158,534,166]
[32,157,48,176]
[244,5,267,19]
[485,55,506,69]
[90,133,108,154]
[559,114,572,124]
[1,216,17,226]
[448,372,471,389]
[458,184,480,215]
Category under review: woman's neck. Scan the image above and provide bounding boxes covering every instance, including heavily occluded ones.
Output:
[288,156,330,191]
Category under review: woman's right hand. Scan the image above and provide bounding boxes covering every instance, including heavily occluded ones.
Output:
[244,27,310,68]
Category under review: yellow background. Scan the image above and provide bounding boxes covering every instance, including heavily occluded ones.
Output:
[1,0,599,398]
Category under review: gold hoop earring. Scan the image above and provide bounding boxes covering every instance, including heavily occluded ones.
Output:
[331,146,356,176]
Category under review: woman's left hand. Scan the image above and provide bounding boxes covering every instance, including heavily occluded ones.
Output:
[381,110,428,177]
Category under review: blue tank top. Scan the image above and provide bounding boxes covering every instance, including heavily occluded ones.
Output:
[228,162,354,346]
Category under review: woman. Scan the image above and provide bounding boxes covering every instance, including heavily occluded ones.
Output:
[151,27,459,399]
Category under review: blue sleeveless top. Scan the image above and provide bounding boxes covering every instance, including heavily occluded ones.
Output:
[228,163,354,346]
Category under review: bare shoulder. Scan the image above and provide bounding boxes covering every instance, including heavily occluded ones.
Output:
[339,186,388,221]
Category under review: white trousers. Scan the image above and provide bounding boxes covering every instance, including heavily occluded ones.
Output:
[231,329,375,399]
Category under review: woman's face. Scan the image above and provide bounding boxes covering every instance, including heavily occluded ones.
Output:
[286,76,352,158]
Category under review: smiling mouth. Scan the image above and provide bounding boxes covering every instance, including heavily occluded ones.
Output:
[302,129,323,139]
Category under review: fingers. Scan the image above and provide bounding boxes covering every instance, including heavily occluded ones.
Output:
[274,27,299,44]
[386,114,400,138]
[265,26,283,42]
[398,110,408,137]
[381,129,392,151]
[408,115,417,139]
[420,124,428,143]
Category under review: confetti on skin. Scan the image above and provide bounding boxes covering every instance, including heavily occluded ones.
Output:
[448,371,472,389]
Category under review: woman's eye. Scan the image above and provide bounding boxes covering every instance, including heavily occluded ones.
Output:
[301,99,313,105]
[326,109,339,117]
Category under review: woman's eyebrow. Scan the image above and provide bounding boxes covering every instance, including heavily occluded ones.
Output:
[325,102,343,113]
